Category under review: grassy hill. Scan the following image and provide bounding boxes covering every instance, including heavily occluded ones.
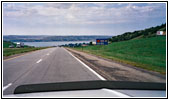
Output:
[3,41,16,48]
[74,36,166,74]
[109,23,166,42]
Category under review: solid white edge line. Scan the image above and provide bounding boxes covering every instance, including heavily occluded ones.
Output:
[36,59,42,63]
[64,48,106,81]
[3,83,12,91]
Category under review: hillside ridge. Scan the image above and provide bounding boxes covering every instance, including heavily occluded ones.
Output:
[109,23,166,42]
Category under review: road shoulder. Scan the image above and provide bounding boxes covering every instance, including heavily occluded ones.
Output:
[66,48,166,83]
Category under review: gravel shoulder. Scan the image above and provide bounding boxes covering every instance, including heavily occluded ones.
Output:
[66,48,166,83]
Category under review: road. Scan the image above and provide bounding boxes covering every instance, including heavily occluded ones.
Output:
[3,47,104,95]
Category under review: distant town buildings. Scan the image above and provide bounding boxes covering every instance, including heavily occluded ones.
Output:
[92,42,96,45]
[82,44,88,47]
[62,39,109,47]
[156,31,166,35]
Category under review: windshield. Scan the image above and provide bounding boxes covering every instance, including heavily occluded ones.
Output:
[2,2,166,98]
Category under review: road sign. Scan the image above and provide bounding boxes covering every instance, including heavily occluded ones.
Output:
[96,39,108,45]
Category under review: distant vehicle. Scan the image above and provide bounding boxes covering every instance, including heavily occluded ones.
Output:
[16,42,24,48]
[9,45,14,48]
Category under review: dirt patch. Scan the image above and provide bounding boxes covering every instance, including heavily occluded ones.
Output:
[66,48,166,83]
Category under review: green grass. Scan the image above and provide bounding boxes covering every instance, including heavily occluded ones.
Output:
[3,41,16,48]
[3,47,49,56]
[3,41,49,56]
[74,36,166,74]
[3,41,31,48]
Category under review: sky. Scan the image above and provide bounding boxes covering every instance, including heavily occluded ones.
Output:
[3,3,166,36]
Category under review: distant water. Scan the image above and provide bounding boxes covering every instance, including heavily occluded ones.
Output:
[15,41,93,47]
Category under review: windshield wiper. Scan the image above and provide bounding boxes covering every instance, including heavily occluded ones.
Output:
[14,80,166,94]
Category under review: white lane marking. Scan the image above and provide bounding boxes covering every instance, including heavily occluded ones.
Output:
[36,59,42,63]
[3,83,12,91]
[102,89,130,97]
[46,47,57,56]
[64,48,106,81]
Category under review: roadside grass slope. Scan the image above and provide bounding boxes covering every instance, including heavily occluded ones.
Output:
[3,47,49,57]
[3,41,49,57]
[75,36,166,74]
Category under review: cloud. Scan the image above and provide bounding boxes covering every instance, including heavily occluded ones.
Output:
[45,3,73,9]
[3,3,166,25]
[3,3,166,35]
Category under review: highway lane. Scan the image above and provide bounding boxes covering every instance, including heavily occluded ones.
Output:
[3,47,102,95]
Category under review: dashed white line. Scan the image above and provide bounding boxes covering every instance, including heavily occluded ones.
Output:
[64,48,106,81]
[46,53,50,55]
[36,59,42,63]
[3,83,12,91]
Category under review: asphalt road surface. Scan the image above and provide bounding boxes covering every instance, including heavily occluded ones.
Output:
[3,47,104,95]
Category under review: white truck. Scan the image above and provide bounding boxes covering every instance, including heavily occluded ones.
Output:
[16,42,24,48]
